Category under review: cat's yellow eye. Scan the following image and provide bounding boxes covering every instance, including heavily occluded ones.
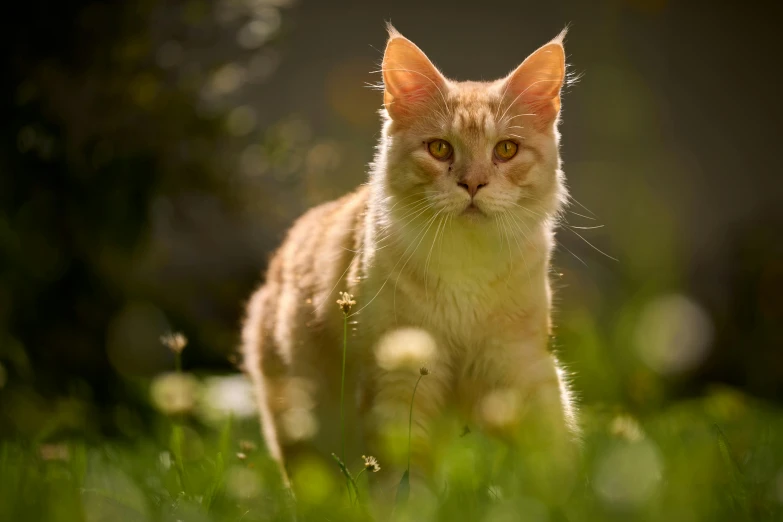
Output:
[494,140,518,161]
[428,139,452,161]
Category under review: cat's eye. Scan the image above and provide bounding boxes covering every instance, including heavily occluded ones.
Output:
[427,139,452,161]
[494,140,518,161]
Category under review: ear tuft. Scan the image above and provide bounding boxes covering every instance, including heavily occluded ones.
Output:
[385,21,401,39]
[551,25,569,46]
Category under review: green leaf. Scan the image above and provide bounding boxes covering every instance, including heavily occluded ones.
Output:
[330,452,359,502]
[202,451,224,511]
[395,470,410,507]
[169,424,185,492]
[713,424,749,515]
[218,414,233,457]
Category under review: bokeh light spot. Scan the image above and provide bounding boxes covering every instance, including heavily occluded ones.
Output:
[225,465,263,499]
[375,327,436,372]
[290,456,335,504]
[634,293,713,375]
[211,63,246,95]
[594,439,662,509]
[226,105,258,136]
[281,407,318,442]
[198,374,257,425]
[150,372,200,415]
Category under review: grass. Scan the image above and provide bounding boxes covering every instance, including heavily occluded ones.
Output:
[1,387,782,522]
[2,301,782,521]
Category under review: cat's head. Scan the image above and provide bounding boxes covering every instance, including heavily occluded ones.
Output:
[377,24,569,225]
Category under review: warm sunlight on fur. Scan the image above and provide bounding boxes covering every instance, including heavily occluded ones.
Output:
[241,24,578,506]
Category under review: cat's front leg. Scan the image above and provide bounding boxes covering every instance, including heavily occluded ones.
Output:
[360,332,452,515]
[463,340,581,499]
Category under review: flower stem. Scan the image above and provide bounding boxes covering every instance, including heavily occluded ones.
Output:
[340,312,348,466]
[407,374,423,474]
[353,467,367,505]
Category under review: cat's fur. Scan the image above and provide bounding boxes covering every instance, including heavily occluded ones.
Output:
[241,25,579,501]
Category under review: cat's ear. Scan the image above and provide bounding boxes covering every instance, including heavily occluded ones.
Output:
[502,30,567,128]
[382,24,447,123]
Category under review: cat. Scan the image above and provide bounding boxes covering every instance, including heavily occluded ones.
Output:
[241,23,579,507]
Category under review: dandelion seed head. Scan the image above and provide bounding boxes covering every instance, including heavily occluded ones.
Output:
[336,291,356,314]
[362,455,381,472]
[160,332,188,354]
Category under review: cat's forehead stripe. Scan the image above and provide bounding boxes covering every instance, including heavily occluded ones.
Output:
[452,109,492,133]
[448,84,499,138]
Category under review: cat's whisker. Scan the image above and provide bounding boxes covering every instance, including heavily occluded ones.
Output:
[506,199,547,221]
[492,213,513,287]
[374,205,436,249]
[376,197,436,235]
[493,214,504,255]
[380,201,431,230]
[393,208,445,322]
[348,207,440,319]
[334,191,438,255]
[565,227,618,262]
[504,209,540,255]
[566,194,599,218]
[565,210,596,221]
[378,202,436,236]
[316,198,436,314]
[501,113,537,124]
[566,224,604,230]
[385,190,438,211]
[433,211,453,284]
[494,78,513,122]
[360,209,444,317]
[498,213,516,287]
[377,203,441,244]
[557,241,588,267]
[502,210,531,283]
[423,214,447,300]
[380,192,439,220]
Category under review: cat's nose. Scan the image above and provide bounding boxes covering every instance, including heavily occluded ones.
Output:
[457,181,487,198]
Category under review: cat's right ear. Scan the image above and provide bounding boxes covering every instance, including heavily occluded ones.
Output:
[382,24,447,123]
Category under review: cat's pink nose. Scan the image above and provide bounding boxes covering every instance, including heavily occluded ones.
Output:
[458,181,487,198]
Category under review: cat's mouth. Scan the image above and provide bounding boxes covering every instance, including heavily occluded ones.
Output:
[462,202,486,217]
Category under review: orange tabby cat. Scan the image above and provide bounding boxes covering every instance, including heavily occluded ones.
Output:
[242,24,579,503]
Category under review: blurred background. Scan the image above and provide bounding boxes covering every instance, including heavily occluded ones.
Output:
[1,0,781,440]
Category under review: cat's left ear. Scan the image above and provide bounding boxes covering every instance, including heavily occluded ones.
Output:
[382,24,448,123]
[502,30,567,128]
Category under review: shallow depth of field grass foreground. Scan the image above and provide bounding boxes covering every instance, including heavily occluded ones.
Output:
[2,354,782,522]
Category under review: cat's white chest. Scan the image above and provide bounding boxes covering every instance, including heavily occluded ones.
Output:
[362,245,546,350]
